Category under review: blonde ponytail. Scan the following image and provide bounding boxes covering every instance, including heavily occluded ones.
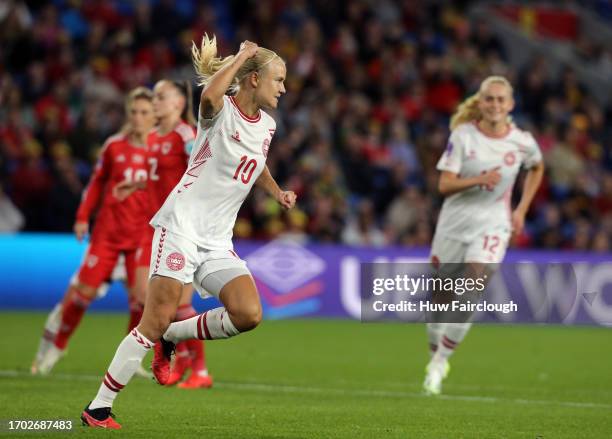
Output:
[192,33,284,95]
[449,75,514,131]
[449,94,481,131]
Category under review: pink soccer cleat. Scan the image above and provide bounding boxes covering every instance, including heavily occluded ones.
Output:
[151,337,175,385]
[178,373,213,389]
[81,405,121,429]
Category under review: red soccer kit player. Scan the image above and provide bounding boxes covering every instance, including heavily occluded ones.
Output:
[34,88,155,378]
[137,122,193,268]
[77,133,151,289]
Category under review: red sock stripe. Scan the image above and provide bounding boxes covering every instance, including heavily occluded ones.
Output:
[220,311,231,337]
[43,330,55,341]
[104,372,124,392]
[441,336,457,350]
[103,378,120,393]
[196,313,204,340]
[202,311,211,339]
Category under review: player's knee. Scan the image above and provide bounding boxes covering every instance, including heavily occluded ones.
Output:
[139,310,173,340]
[235,303,262,331]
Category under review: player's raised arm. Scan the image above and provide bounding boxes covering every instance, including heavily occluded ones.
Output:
[192,35,259,119]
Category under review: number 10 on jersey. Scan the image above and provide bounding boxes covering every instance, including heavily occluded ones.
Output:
[233,155,257,184]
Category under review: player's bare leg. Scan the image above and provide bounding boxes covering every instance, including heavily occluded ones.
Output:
[168,286,212,388]
[139,276,183,384]
[82,275,181,427]
[154,274,260,385]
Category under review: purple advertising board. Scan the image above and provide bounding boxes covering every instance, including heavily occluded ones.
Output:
[0,234,611,326]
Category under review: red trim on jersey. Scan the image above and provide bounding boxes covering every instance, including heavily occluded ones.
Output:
[473,121,512,139]
[153,228,166,274]
[229,96,261,123]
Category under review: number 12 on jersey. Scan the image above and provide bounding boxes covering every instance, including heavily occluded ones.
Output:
[233,155,257,184]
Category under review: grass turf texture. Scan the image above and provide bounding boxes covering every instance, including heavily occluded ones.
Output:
[0,312,610,438]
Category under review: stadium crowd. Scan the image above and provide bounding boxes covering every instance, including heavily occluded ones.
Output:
[0,0,610,251]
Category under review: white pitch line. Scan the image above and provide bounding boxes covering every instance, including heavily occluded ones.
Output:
[1,369,610,410]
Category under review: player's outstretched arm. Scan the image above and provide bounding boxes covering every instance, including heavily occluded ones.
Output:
[511,160,544,234]
[255,165,296,209]
[200,41,259,118]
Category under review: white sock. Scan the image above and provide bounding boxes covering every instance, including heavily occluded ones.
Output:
[434,323,472,362]
[35,303,63,363]
[89,328,153,410]
[164,307,240,342]
[426,323,444,357]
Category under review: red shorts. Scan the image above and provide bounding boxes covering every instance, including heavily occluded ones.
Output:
[136,226,155,268]
[78,240,138,288]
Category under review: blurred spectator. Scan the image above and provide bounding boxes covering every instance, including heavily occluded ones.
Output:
[342,200,386,247]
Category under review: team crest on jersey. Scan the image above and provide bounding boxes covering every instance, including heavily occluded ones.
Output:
[161,141,172,155]
[166,252,185,271]
[151,143,160,152]
[262,138,270,157]
[132,154,144,164]
[504,151,516,166]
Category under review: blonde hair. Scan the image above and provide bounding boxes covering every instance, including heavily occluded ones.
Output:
[449,76,514,131]
[191,34,283,94]
[120,86,153,134]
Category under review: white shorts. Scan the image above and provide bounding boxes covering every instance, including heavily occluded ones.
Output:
[430,230,509,265]
[149,227,250,298]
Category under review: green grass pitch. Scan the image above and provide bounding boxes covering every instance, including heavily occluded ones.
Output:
[0,312,611,438]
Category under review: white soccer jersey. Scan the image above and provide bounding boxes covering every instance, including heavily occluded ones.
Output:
[434,122,542,243]
[151,95,276,250]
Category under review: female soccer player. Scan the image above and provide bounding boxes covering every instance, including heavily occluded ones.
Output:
[81,36,295,429]
[132,78,212,389]
[423,76,544,395]
[35,87,156,375]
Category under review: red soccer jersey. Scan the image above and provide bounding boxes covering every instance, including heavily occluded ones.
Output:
[145,121,194,217]
[76,133,150,248]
